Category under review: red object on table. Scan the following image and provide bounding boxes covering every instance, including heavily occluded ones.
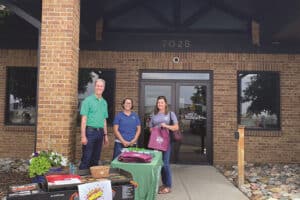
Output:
[46,174,81,183]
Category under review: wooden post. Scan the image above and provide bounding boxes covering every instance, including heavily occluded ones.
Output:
[237,125,245,187]
[251,20,260,46]
[96,18,103,41]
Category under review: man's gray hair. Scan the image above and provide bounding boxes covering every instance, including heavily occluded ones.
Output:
[95,78,106,86]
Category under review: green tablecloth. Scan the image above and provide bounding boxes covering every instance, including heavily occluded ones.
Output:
[111,150,163,200]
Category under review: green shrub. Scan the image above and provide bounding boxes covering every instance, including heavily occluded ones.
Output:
[29,156,51,178]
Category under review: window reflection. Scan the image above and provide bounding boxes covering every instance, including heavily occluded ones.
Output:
[144,85,171,114]
[238,72,280,129]
[6,67,37,125]
[179,85,207,120]
[78,69,115,125]
[180,85,207,154]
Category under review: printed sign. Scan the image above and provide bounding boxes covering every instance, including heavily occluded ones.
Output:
[78,180,112,200]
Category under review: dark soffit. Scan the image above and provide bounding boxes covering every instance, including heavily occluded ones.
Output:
[0,0,300,52]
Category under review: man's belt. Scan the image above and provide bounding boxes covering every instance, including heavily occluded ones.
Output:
[86,126,103,132]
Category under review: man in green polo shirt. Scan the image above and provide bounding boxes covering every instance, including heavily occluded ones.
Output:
[79,79,109,170]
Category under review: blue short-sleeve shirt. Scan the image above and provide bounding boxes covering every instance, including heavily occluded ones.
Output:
[113,112,141,141]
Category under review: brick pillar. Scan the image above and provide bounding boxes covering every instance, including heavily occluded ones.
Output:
[37,0,80,159]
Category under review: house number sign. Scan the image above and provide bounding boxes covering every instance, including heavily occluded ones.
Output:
[161,40,192,49]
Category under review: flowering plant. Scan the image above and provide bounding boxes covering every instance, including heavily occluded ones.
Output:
[29,150,68,178]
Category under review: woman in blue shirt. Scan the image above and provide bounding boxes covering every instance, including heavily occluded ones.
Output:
[112,98,141,159]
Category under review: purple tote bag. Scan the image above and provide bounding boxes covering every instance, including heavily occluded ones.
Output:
[118,152,152,163]
[148,127,170,151]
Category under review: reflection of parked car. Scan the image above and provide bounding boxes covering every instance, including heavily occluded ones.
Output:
[185,112,205,120]
[185,112,197,120]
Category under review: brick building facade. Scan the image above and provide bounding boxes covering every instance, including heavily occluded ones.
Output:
[0,0,299,165]
[0,49,299,165]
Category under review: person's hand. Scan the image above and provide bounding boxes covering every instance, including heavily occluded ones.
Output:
[129,140,135,146]
[122,140,130,147]
[81,136,88,145]
[103,135,109,146]
[161,123,168,128]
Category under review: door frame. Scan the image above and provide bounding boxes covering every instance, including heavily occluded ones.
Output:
[175,81,213,164]
[139,70,213,165]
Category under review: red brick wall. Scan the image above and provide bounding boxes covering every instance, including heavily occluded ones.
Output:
[0,50,299,165]
[37,0,80,159]
[79,51,300,164]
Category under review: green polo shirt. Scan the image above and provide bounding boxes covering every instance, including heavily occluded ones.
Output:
[80,94,108,128]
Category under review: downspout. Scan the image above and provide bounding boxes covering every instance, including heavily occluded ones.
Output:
[34,29,41,152]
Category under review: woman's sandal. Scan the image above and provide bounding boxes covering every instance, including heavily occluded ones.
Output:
[159,185,165,191]
[158,187,171,194]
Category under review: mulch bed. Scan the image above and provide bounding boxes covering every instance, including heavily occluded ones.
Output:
[0,172,31,199]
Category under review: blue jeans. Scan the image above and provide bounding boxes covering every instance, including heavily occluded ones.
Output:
[112,142,137,160]
[79,128,104,170]
[161,141,172,187]
[112,142,124,160]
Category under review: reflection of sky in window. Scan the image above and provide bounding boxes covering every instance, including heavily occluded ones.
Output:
[78,72,99,99]
[180,86,194,105]
[145,85,205,107]
[145,86,171,106]
[241,74,256,114]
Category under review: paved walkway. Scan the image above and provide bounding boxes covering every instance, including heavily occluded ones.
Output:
[157,165,249,200]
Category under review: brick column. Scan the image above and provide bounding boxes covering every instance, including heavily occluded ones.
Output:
[37,0,80,159]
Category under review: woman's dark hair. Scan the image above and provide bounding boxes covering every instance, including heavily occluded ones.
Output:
[121,98,134,109]
[154,96,169,115]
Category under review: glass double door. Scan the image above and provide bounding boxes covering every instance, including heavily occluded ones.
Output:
[140,81,212,164]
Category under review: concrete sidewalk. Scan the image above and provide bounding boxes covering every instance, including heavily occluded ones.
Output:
[157,165,248,200]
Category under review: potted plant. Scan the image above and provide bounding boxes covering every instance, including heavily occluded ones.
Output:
[29,150,68,182]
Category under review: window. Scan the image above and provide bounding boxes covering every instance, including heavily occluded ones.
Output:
[5,67,37,125]
[78,69,115,125]
[5,67,116,126]
[142,72,210,80]
[238,71,280,130]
